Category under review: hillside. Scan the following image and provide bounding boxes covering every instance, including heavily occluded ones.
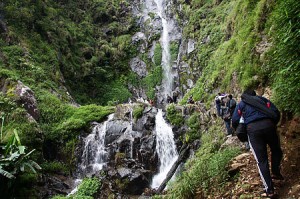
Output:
[0,0,299,198]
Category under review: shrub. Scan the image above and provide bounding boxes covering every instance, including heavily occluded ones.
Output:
[41,161,69,174]
[166,104,184,126]
[76,177,101,197]
[186,113,201,142]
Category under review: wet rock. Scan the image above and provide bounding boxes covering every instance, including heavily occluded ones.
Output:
[105,120,130,145]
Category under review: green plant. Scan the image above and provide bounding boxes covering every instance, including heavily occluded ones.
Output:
[265,0,300,114]
[185,113,201,143]
[166,104,184,126]
[76,177,101,197]
[166,124,240,198]
[133,105,145,121]
[154,43,163,66]
[142,66,163,99]
[0,129,41,179]
[54,105,114,140]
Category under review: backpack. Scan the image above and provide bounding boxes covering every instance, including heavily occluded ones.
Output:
[241,94,280,124]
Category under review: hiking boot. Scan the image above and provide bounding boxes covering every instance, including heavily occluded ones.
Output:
[261,191,278,199]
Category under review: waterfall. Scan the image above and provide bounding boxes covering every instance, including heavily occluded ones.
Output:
[68,114,114,196]
[80,114,114,175]
[154,0,173,97]
[151,109,178,188]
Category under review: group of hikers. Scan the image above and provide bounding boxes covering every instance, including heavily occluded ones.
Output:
[216,90,283,198]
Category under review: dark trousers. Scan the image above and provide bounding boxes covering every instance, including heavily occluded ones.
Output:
[247,120,283,193]
[224,119,232,135]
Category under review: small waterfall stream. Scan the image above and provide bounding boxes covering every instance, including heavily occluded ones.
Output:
[80,114,114,176]
[154,0,173,97]
[151,109,178,189]
[68,114,114,196]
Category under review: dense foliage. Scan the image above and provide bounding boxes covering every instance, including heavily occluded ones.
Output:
[1,0,137,105]
[265,0,300,114]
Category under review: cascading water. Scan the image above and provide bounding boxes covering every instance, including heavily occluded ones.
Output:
[154,0,173,97]
[80,114,114,176]
[68,114,114,196]
[151,109,178,188]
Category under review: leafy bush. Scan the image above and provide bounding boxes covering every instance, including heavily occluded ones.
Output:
[76,177,101,197]
[143,66,163,99]
[166,104,184,126]
[186,113,201,142]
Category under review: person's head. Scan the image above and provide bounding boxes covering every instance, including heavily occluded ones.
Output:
[228,94,233,99]
[243,89,256,96]
[218,92,221,96]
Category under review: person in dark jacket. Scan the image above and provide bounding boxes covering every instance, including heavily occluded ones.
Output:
[232,89,283,198]
[222,94,236,136]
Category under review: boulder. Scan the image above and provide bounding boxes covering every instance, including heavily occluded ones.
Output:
[105,120,130,145]
[14,81,40,120]
[130,57,148,78]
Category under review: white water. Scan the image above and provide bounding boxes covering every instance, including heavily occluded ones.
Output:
[80,114,114,173]
[68,114,114,196]
[151,109,178,188]
[154,0,173,97]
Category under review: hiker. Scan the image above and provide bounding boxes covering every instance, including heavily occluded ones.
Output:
[149,99,154,106]
[232,89,283,198]
[172,90,179,103]
[227,94,236,116]
[215,93,227,116]
[222,94,236,136]
[167,95,173,103]
[187,95,194,104]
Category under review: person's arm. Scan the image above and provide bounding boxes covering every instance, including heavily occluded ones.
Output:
[231,102,244,129]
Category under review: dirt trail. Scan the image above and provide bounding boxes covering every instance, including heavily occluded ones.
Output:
[202,116,300,199]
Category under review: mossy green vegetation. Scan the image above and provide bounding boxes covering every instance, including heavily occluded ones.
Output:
[154,43,163,66]
[53,177,101,199]
[181,0,269,101]
[186,113,202,142]
[1,0,137,106]
[142,66,163,99]
[133,104,145,121]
